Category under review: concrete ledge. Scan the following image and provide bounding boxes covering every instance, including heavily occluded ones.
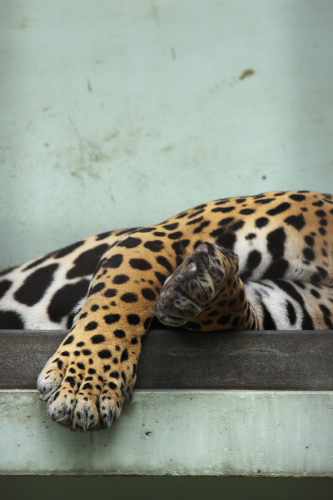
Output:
[0,390,332,476]
[1,330,332,477]
[1,329,333,390]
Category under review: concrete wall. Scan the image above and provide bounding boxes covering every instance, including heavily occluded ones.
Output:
[1,0,333,267]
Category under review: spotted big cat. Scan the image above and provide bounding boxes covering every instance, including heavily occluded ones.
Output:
[0,191,332,430]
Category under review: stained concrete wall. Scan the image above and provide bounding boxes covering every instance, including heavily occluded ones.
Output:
[1,0,333,267]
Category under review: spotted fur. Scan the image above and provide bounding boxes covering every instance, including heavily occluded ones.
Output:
[0,191,332,430]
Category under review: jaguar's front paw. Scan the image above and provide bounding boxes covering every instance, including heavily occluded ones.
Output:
[155,242,238,326]
[37,334,138,431]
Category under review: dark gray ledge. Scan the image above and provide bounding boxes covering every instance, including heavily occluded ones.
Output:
[0,329,332,391]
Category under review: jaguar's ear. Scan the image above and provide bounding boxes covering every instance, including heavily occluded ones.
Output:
[217,246,239,274]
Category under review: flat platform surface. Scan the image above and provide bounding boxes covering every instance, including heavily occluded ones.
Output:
[1,329,332,390]
[0,330,332,478]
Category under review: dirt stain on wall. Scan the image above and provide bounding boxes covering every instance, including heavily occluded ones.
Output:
[239,69,255,80]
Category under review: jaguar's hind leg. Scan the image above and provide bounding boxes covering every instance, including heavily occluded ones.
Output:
[155,242,260,330]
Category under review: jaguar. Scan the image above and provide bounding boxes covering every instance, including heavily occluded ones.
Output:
[0,190,332,431]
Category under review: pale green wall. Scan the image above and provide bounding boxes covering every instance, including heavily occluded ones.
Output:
[1,0,333,267]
